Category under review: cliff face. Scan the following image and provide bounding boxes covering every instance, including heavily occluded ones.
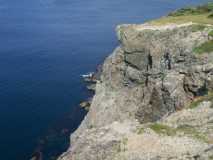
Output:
[58,22,213,160]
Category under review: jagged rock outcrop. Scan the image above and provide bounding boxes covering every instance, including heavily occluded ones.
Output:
[58,22,213,160]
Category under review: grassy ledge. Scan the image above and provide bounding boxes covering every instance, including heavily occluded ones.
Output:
[149,123,209,143]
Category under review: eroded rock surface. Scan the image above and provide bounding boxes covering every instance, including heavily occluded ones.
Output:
[58,23,213,160]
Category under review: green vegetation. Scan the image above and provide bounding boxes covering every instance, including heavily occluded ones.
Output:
[194,40,213,54]
[122,138,128,145]
[149,123,209,143]
[117,138,128,152]
[191,24,206,32]
[115,138,128,153]
[209,155,213,160]
[209,12,213,18]
[208,30,213,37]
[149,3,213,25]
[168,3,213,17]
[189,91,213,108]
[149,123,176,136]
[137,127,145,134]
[176,125,208,143]
[189,97,205,109]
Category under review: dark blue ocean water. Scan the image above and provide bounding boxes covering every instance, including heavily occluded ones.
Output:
[0,0,209,159]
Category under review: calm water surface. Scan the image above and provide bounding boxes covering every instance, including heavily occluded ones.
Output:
[0,0,209,159]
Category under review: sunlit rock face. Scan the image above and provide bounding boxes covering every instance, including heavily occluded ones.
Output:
[58,22,213,160]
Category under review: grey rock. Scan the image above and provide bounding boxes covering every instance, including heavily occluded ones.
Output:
[58,23,213,160]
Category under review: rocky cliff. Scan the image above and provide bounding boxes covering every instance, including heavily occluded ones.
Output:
[58,7,213,160]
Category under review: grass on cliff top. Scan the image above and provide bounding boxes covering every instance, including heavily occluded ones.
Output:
[149,3,213,25]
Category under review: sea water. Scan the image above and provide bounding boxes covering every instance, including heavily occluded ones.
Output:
[0,0,209,159]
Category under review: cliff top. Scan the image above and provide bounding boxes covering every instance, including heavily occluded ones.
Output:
[148,2,213,25]
[117,22,208,31]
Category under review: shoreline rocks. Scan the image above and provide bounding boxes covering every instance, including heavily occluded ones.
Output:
[80,64,103,110]
[79,100,91,111]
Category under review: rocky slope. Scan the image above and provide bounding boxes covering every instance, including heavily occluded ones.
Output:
[58,15,213,160]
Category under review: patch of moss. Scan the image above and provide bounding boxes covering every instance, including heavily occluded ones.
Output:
[149,123,176,136]
[193,40,213,54]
